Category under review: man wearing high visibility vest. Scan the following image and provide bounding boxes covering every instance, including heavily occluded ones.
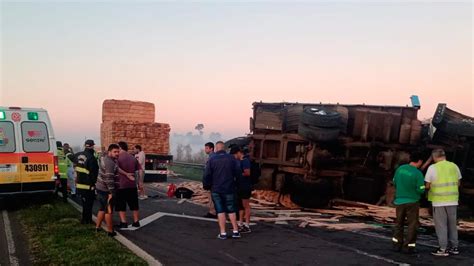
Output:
[74,139,99,225]
[56,142,72,202]
[425,149,462,257]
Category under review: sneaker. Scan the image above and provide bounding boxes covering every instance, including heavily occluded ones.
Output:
[431,248,449,257]
[239,225,251,234]
[107,231,117,237]
[95,227,103,233]
[232,231,241,239]
[203,213,217,219]
[448,247,459,255]
[132,221,141,228]
[217,233,227,240]
[138,195,148,200]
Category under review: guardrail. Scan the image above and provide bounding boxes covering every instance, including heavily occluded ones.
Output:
[171,161,205,170]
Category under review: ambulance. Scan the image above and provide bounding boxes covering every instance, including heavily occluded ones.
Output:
[0,107,58,194]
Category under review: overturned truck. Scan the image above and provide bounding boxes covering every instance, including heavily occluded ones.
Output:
[244,101,474,208]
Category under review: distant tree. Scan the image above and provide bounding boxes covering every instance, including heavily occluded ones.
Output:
[184,144,193,162]
[209,132,222,142]
[193,149,207,164]
[176,144,184,161]
[195,124,204,136]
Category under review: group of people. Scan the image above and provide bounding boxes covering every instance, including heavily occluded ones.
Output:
[202,141,253,239]
[57,139,148,237]
[392,149,462,257]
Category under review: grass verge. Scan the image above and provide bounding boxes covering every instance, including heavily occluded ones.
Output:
[18,199,147,266]
[169,165,204,181]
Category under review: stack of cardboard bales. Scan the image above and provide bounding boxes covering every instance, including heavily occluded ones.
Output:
[100,100,170,155]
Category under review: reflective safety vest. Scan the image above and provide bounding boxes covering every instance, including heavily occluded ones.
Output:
[57,148,72,179]
[428,160,459,203]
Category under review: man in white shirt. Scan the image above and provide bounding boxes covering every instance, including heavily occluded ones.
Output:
[134,145,147,200]
[425,149,462,256]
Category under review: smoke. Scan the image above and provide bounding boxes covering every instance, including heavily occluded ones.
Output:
[170,124,224,162]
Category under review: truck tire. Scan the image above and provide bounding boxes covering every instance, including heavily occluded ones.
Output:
[298,123,339,142]
[290,175,332,208]
[300,107,341,128]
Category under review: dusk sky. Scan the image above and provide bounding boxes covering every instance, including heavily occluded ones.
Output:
[1,1,472,147]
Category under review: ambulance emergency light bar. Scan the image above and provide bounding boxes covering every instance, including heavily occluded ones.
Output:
[0,110,38,120]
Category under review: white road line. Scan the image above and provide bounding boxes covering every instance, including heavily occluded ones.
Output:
[121,212,218,231]
[122,212,257,231]
[2,210,19,266]
[67,198,162,266]
[120,212,167,231]
[355,230,438,248]
[219,250,249,266]
[352,247,409,266]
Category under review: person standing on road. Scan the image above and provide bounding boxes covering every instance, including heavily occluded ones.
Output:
[203,142,217,218]
[238,147,252,234]
[203,141,241,240]
[95,144,120,237]
[116,141,141,229]
[425,149,462,257]
[134,145,147,200]
[63,143,76,196]
[56,142,70,202]
[74,139,99,225]
[230,146,252,234]
[392,152,425,253]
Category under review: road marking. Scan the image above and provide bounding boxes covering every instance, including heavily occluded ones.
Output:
[351,248,408,265]
[120,212,167,230]
[121,212,218,231]
[121,212,256,231]
[219,250,249,266]
[354,230,438,248]
[2,210,19,266]
[67,198,162,266]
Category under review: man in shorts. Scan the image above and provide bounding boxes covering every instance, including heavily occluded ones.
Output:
[231,146,252,234]
[95,144,120,237]
[203,141,241,239]
[116,141,141,228]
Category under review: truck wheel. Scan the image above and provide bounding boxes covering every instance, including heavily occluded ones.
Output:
[290,175,333,208]
[298,123,340,142]
[300,107,341,128]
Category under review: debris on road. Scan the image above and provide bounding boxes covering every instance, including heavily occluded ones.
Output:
[152,181,474,233]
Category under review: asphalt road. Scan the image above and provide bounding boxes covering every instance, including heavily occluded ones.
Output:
[1,184,473,266]
[114,184,474,266]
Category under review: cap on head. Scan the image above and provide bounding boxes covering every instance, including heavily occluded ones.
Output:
[85,139,95,147]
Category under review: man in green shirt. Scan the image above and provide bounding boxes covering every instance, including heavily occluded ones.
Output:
[392,152,425,253]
